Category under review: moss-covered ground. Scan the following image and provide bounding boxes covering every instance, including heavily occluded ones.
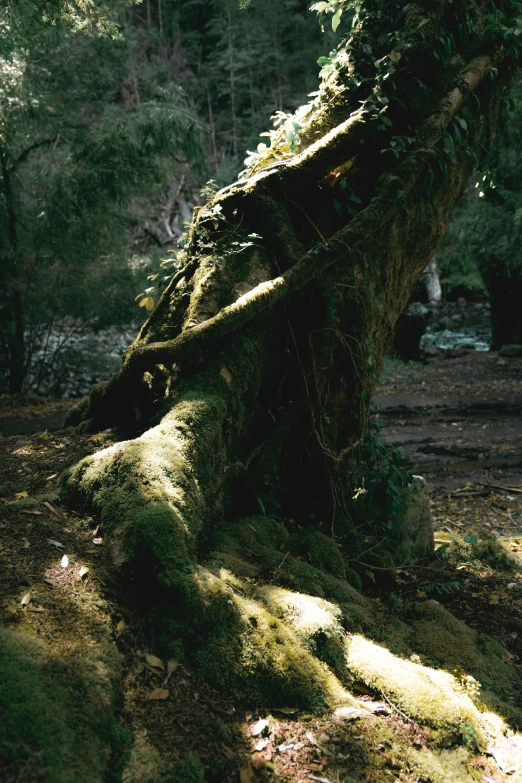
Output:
[1,353,522,783]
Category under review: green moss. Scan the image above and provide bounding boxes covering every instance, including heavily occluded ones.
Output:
[0,628,122,783]
[174,752,206,783]
[345,634,486,742]
[122,733,164,783]
[292,530,347,579]
[411,601,522,727]
[407,747,476,783]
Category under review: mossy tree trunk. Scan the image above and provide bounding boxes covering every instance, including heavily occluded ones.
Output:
[63,1,520,710]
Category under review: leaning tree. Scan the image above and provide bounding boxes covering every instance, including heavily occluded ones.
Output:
[63,0,522,719]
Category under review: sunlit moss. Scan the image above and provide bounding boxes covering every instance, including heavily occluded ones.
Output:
[345,634,503,745]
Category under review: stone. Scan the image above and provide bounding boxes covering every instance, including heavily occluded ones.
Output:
[498,344,522,358]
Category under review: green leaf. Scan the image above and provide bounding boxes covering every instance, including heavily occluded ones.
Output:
[381,116,393,127]
[417,18,430,29]
[317,56,332,67]
[464,533,478,545]
[332,8,342,32]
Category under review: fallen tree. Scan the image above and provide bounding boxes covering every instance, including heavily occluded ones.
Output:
[61,0,522,766]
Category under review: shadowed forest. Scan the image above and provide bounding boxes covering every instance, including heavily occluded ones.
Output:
[2,1,522,782]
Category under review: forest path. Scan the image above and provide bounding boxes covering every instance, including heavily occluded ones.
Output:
[377,352,522,542]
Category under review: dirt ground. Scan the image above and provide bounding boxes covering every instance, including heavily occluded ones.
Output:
[1,352,522,783]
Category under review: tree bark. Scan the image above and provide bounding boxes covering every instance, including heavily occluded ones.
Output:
[62,1,519,712]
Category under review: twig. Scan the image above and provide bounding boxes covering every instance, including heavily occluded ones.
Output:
[382,693,411,723]
[476,482,522,494]
[276,552,289,569]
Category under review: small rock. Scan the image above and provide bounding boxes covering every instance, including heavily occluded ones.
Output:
[499,344,522,358]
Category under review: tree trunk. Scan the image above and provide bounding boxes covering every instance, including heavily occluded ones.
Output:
[422,256,442,302]
[481,264,522,349]
[62,1,518,716]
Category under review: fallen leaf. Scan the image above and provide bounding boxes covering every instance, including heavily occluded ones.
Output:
[145,653,164,671]
[167,658,179,674]
[46,474,58,481]
[254,739,269,752]
[147,688,169,700]
[251,749,272,770]
[115,620,126,637]
[43,501,61,517]
[416,590,427,598]
[28,606,45,613]
[21,592,31,606]
[274,706,299,715]
[60,555,69,568]
[250,718,269,737]
[23,510,43,516]
[78,566,89,579]
[239,761,254,783]
[15,491,28,499]
[40,432,50,441]
[489,594,500,606]
[92,537,103,546]
[21,537,30,548]
[306,731,320,747]
[47,538,65,549]
[365,569,376,583]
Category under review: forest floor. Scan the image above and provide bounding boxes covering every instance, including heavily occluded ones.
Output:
[1,351,522,783]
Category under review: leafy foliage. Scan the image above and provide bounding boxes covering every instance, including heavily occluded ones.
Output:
[0,10,204,392]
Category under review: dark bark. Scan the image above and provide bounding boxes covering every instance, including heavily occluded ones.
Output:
[483,266,522,349]
[1,153,24,394]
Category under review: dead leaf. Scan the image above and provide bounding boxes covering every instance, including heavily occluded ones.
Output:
[274,706,298,715]
[60,554,69,568]
[167,658,179,674]
[489,594,500,605]
[250,718,269,737]
[147,688,169,700]
[15,490,28,500]
[47,538,64,549]
[306,731,320,747]
[239,761,254,783]
[115,620,126,637]
[78,566,89,579]
[416,590,427,598]
[28,606,45,613]
[21,537,30,548]
[92,537,103,546]
[23,510,43,516]
[254,739,269,752]
[46,474,58,481]
[43,501,60,517]
[365,569,376,583]
[251,750,272,770]
[145,654,164,671]
[21,592,31,606]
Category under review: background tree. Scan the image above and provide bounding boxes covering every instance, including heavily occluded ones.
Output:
[62,0,522,717]
[0,8,204,393]
[438,75,522,348]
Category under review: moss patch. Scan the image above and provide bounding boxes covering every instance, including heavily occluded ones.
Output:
[0,627,122,783]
